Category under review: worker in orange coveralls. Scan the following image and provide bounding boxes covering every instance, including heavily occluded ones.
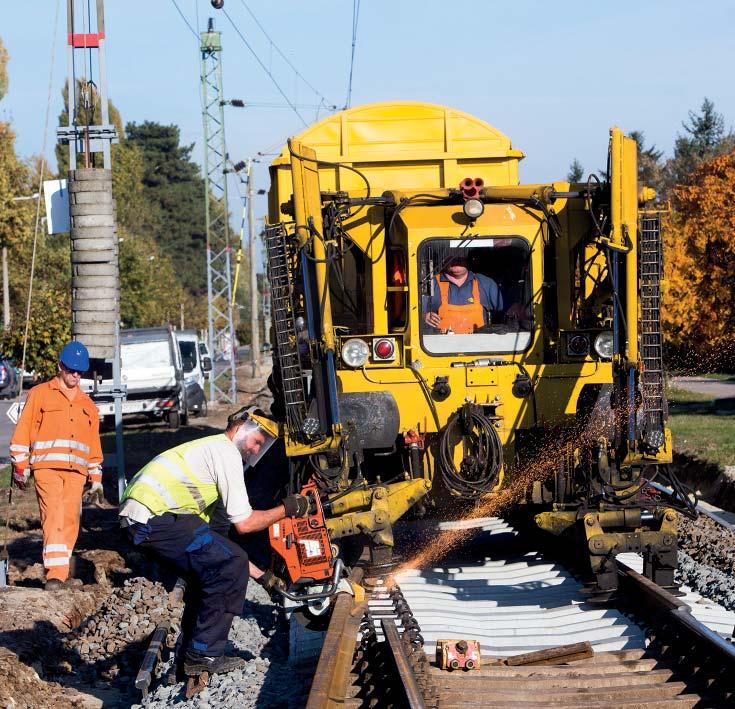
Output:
[9,341,103,590]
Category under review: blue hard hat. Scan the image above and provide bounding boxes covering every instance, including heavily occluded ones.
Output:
[59,341,90,373]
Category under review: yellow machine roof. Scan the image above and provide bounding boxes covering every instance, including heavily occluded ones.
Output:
[269,102,524,205]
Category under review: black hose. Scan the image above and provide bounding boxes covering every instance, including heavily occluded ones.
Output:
[439,407,503,498]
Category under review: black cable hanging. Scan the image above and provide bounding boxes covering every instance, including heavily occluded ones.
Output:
[439,407,503,498]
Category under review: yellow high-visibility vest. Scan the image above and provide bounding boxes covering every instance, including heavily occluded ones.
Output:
[122,435,226,521]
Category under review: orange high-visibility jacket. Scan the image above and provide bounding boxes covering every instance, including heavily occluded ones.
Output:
[10,378,103,482]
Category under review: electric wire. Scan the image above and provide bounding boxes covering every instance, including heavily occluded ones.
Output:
[221,8,308,127]
[238,0,337,110]
[169,0,200,40]
[345,0,360,108]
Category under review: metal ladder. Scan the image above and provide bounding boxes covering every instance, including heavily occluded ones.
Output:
[638,213,667,449]
[265,223,308,436]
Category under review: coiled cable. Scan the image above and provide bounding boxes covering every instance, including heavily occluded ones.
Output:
[439,407,503,498]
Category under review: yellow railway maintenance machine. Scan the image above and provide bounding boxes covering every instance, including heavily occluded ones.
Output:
[265,102,693,597]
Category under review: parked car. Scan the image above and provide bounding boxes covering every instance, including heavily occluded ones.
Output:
[0,358,20,399]
[176,330,212,417]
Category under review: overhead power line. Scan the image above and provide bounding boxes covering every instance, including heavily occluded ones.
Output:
[221,8,308,127]
[169,0,200,40]
[238,0,337,110]
[345,0,360,109]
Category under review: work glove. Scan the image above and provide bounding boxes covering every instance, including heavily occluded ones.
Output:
[281,493,309,518]
[11,467,29,491]
[256,570,286,599]
[83,480,105,505]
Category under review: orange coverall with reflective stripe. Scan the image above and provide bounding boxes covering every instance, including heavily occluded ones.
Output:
[10,378,103,580]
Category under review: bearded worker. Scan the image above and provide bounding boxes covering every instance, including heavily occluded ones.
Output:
[9,341,103,590]
[119,406,308,677]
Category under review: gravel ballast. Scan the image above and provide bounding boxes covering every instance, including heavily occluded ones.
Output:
[137,583,310,709]
[677,511,735,611]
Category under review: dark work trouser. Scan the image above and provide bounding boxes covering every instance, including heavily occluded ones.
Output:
[126,512,249,657]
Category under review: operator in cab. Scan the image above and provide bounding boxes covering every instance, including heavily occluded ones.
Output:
[119,406,308,678]
[423,249,503,333]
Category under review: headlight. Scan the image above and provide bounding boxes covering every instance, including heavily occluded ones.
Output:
[341,338,369,368]
[593,331,614,359]
[463,198,484,220]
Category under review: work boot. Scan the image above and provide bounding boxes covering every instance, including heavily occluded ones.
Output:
[45,578,83,591]
[183,652,247,676]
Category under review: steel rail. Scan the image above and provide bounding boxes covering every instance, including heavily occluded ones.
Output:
[381,618,428,709]
[618,559,735,692]
[306,590,366,708]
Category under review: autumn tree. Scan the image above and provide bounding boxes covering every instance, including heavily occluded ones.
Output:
[0,38,8,101]
[662,151,735,369]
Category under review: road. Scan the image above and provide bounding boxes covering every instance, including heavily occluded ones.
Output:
[671,376,735,399]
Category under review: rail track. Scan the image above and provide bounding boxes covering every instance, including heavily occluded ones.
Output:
[306,517,735,708]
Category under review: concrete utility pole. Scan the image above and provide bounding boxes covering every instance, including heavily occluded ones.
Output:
[57,0,125,499]
[246,161,260,377]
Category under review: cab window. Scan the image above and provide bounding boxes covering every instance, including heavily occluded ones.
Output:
[419,237,533,354]
[179,341,198,373]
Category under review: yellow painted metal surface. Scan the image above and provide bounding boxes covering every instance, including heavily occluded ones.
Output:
[289,139,335,351]
[610,127,639,363]
[269,101,524,224]
[267,100,673,567]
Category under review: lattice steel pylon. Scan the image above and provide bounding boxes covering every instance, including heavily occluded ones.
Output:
[200,19,237,403]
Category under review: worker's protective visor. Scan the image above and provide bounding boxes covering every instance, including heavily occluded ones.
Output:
[232,418,277,468]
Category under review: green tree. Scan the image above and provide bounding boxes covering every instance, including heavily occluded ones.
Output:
[0,124,34,255]
[119,230,184,328]
[125,121,208,294]
[567,159,584,183]
[666,98,735,186]
[2,157,72,378]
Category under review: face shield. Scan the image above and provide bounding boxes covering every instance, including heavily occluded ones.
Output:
[231,418,277,468]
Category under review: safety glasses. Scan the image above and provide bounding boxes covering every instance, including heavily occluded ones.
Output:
[60,363,84,377]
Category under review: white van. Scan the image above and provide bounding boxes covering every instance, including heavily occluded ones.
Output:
[82,326,189,429]
[176,330,212,417]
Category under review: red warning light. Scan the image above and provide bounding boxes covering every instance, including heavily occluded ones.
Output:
[373,339,395,360]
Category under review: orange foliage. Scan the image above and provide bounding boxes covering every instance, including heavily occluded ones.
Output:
[662,151,735,364]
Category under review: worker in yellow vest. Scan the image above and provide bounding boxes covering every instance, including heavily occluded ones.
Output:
[119,406,307,677]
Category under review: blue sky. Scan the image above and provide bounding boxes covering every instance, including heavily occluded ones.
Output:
[2,1,734,236]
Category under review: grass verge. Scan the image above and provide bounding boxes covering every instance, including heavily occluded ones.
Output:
[667,385,735,468]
